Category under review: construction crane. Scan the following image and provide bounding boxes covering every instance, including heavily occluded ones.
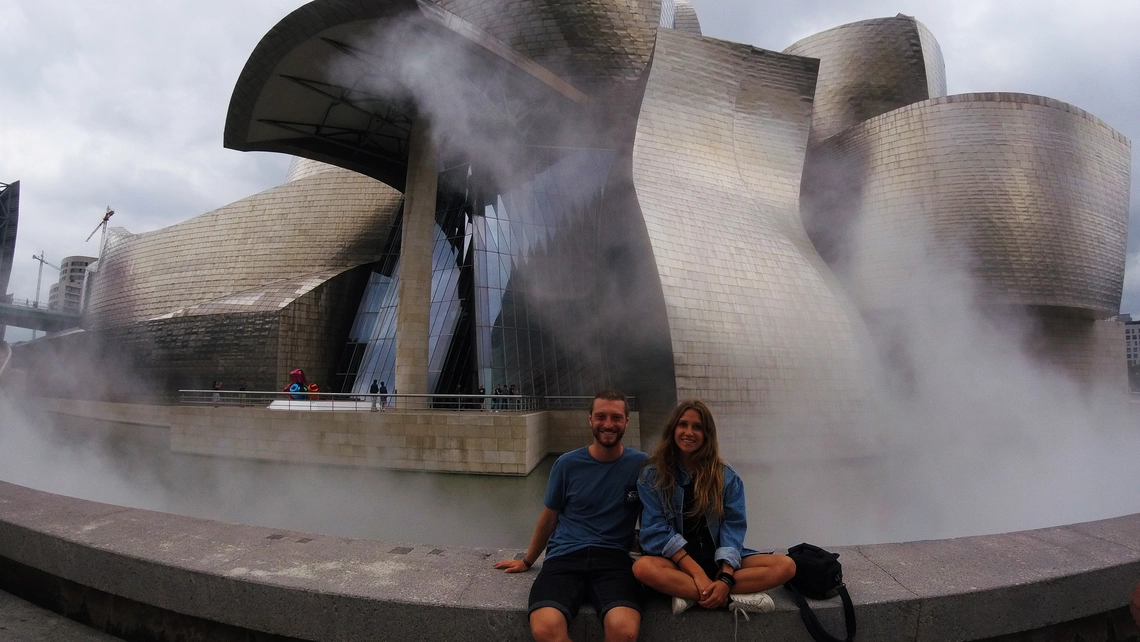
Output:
[30,251,59,340]
[86,206,114,246]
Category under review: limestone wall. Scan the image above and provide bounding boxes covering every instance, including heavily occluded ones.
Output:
[38,399,641,476]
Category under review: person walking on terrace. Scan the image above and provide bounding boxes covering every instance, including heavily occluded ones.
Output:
[369,379,380,412]
[633,399,795,617]
[495,389,647,642]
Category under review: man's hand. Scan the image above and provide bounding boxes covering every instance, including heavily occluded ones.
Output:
[699,578,731,609]
[494,558,532,574]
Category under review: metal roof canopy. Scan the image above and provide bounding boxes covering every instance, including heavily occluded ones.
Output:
[224,0,589,193]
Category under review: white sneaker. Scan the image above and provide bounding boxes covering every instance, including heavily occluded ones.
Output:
[729,591,774,614]
[672,596,696,615]
[728,592,773,642]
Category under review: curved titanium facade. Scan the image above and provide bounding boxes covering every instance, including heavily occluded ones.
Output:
[224,0,609,192]
[86,168,401,329]
[284,157,341,183]
[784,15,946,148]
[77,168,401,390]
[672,0,702,36]
[42,5,1129,441]
[433,0,662,90]
[0,181,18,302]
[630,29,875,455]
[807,93,1130,318]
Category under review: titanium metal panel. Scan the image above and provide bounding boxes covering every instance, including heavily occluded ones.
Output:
[434,0,662,90]
[224,0,593,191]
[672,0,702,36]
[85,166,402,329]
[631,29,876,458]
[0,181,18,300]
[805,93,1131,318]
[784,15,946,148]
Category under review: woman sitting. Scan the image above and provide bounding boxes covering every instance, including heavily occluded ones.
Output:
[633,399,796,615]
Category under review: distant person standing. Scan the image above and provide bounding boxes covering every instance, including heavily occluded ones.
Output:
[237,378,248,406]
[370,379,380,412]
[378,381,388,410]
[211,380,222,407]
[478,384,486,410]
[494,384,503,411]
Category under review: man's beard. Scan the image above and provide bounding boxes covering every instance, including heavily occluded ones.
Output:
[592,426,625,448]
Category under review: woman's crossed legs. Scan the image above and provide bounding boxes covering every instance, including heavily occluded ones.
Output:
[632,553,795,607]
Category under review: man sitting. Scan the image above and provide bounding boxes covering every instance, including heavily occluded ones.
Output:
[495,389,647,642]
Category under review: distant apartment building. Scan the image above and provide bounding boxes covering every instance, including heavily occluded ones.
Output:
[1125,316,1140,367]
[47,256,96,315]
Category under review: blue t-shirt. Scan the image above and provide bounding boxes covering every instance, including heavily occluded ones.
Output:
[544,446,648,559]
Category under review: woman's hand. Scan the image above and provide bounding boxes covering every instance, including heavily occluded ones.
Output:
[692,572,713,598]
[698,577,731,609]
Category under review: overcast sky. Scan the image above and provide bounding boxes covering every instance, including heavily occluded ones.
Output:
[2,1,1138,342]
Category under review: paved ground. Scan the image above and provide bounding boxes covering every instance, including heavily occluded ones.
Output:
[0,590,121,641]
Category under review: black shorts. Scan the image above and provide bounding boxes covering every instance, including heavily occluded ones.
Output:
[529,546,644,620]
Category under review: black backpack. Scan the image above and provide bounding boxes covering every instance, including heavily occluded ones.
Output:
[784,543,856,642]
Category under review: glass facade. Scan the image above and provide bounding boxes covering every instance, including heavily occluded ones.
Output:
[659,0,676,28]
[339,148,617,398]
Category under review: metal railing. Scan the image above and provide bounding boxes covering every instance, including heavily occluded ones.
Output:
[4,297,49,309]
[178,391,634,412]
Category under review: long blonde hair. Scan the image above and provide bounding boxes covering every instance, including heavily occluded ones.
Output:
[646,399,725,518]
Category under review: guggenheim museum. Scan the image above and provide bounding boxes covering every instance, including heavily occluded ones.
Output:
[17,0,1131,460]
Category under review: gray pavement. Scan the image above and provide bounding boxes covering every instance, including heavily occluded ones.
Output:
[0,590,121,642]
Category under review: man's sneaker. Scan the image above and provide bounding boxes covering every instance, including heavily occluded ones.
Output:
[672,596,696,615]
[729,591,775,614]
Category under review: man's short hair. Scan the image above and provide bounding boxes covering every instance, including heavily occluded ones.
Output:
[590,388,628,416]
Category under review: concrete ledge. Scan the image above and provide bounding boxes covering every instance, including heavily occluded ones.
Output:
[33,399,641,476]
[1,480,1138,641]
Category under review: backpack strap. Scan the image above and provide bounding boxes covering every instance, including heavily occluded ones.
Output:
[786,583,856,642]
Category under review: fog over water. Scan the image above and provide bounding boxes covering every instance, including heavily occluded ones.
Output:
[0,397,547,548]
[1,384,1138,551]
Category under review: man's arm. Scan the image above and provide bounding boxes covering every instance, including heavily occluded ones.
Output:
[494,507,559,573]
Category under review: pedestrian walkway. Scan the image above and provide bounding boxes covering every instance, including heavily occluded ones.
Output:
[0,590,121,641]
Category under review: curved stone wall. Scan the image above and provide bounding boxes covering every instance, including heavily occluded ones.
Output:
[85,169,401,329]
[804,93,1131,318]
[783,15,946,148]
[1,479,1137,641]
[630,29,876,458]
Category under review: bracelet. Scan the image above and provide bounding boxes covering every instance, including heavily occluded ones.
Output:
[674,553,690,565]
[716,571,736,588]
[522,555,534,568]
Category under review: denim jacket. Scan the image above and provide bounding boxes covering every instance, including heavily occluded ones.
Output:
[638,463,755,570]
